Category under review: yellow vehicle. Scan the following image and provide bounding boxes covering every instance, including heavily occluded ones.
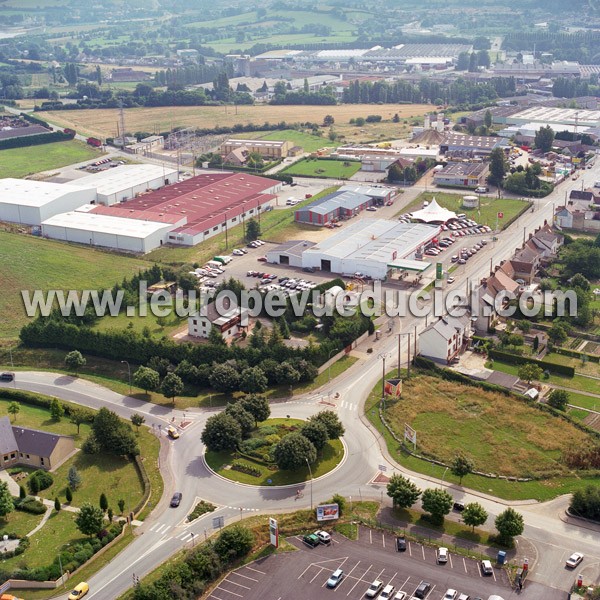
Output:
[68,582,89,600]
[166,426,180,439]
[1,593,25,600]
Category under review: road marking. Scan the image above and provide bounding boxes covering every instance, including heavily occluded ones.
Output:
[408,541,412,556]
[347,564,372,596]
[298,564,313,580]
[463,557,468,573]
[335,561,360,592]
[231,572,258,583]
[382,533,385,548]
[398,576,410,592]
[246,566,266,574]
[160,525,171,534]
[421,545,426,561]
[154,524,166,534]
[149,523,158,532]
[310,567,324,583]
[207,594,226,600]
[223,579,250,590]
[369,530,372,544]
[449,553,453,569]
[214,587,243,597]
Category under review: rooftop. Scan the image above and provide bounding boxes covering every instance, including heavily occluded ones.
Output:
[301,190,373,216]
[434,161,489,177]
[0,416,72,458]
[0,178,95,207]
[442,133,505,150]
[223,139,289,148]
[267,239,316,258]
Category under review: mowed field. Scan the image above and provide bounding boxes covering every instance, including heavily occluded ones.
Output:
[41,104,432,139]
[0,231,150,341]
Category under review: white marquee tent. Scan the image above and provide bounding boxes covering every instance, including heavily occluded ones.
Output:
[411,198,457,223]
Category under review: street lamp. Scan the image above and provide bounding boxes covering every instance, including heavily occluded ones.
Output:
[121,360,131,394]
[378,353,387,402]
[327,348,337,384]
[440,466,449,489]
[305,458,313,510]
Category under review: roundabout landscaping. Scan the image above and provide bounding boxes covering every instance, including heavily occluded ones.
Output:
[203,418,346,486]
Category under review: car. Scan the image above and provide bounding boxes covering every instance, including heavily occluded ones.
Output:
[279,276,289,283]
[247,271,257,277]
[457,594,470,600]
[480,559,493,575]
[386,201,394,206]
[68,582,89,600]
[303,533,320,547]
[256,239,265,245]
[170,492,182,507]
[475,186,489,193]
[0,372,15,382]
[327,568,344,588]
[396,536,407,551]
[414,582,432,598]
[442,590,458,600]
[366,206,377,212]
[566,552,584,568]
[394,593,407,600]
[365,580,383,598]
[257,256,267,262]
[437,547,449,564]
[447,277,455,284]
[302,266,316,273]
[451,255,458,262]
[515,278,525,285]
[232,249,244,256]
[380,585,396,599]
[458,259,466,265]
[453,502,465,512]
[166,426,179,439]
[316,530,331,544]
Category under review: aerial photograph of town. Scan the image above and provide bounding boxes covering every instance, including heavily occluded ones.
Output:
[1,1,600,599]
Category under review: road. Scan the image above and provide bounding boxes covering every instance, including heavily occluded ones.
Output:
[3,161,600,599]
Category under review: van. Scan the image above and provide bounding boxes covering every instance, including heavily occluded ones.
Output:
[68,582,89,600]
[213,255,232,265]
[206,260,224,270]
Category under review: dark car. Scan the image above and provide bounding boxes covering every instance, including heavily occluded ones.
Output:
[170,492,182,507]
[303,533,320,547]
[302,266,316,273]
[396,536,407,552]
[414,581,432,599]
[453,502,465,512]
[0,372,15,382]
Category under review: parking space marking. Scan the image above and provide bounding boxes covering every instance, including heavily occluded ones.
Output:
[335,561,361,592]
[408,541,412,557]
[463,557,468,573]
[448,553,453,569]
[245,566,265,575]
[382,533,386,549]
[207,594,227,600]
[213,586,243,597]
[421,545,426,561]
[310,567,324,583]
[230,571,258,583]
[346,564,372,596]
[224,579,251,590]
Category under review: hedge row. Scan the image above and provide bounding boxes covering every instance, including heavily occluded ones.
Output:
[554,346,600,363]
[20,111,50,129]
[500,200,533,230]
[488,349,575,377]
[0,130,74,150]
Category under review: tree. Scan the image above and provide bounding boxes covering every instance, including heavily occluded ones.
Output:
[517,320,531,334]
[131,413,145,433]
[239,367,268,394]
[225,403,255,438]
[488,147,507,187]
[323,114,335,126]
[570,485,600,520]
[386,474,421,509]
[0,481,13,518]
[201,412,243,452]
[273,433,317,470]
[100,492,108,512]
[209,363,241,393]
[301,420,329,451]
[477,49,491,68]
[118,498,125,514]
[214,525,254,561]
[54,496,61,512]
[108,507,113,522]
[239,395,270,426]
[309,410,345,439]
[96,65,102,86]
[484,109,492,129]
[28,474,39,495]
[246,218,261,241]
[535,125,555,153]
[208,327,226,346]
[548,323,569,346]
[570,273,590,291]
[68,465,82,490]
[518,363,543,385]
[50,398,64,421]
[133,366,160,396]
[19,485,26,500]
[65,350,86,372]
[75,502,105,537]
[279,317,291,339]
[147,356,172,377]
[450,454,474,485]
[421,488,453,525]
[161,373,184,405]
[462,502,488,531]
[69,406,93,434]
[66,487,73,503]
[494,507,524,544]
[456,52,470,71]
[90,407,139,456]
[8,401,20,422]
[547,389,569,411]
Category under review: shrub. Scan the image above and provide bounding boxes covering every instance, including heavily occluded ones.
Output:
[15,497,46,515]
[187,500,217,522]
[231,460,262,477]
[28,470,54,492]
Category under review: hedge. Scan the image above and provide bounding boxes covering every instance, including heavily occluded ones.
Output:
[488,349,575,377]
[554,346,600,363]
[0,130,75,150]
[20,112,50,129]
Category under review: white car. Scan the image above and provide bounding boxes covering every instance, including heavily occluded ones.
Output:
[437,547,449,563]
[232,249,244,256]
[566,552,584,568]
[315,530,331,544]
[442,590,457,600]
[326,568,344,588]
[380,585,396,599]
[365,580,383,598]
[447,277,455,284]
[393,592,407,600]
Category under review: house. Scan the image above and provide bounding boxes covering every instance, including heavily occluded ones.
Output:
[472,285,497,334]
[0,416,76,472]
[110,68,151,82]
[224,147,249,167]
[511,243,542,283]
[486,265,520,296]
[188,302,249,342]
[220,139,294,160]
[419,315,471,364]
[529,224,564,257]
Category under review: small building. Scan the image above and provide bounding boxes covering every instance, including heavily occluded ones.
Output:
[110,68,151,82]
[440,133,507,158]
[419,315,472,364]
[433,161,489,188]
[266,240,316,267]
[188,302,249,341]
[0,416,76,472]
[220,138,294,160]
[224,146,250,167]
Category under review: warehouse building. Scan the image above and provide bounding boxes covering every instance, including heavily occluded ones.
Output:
[66,164,178,206]
[0,179,97,226]
[440,133,508,158]
[266,240,316,267]
[220,139,295,160]
[301,219,438,280]
[505,106,600,129]
[433,162,489,188]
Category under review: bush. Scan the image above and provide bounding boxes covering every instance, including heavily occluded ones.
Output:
[231,460,262,477]
[488,349,575,377]
[15,497,46,515]
[187,500,217,522]
[28,470,54,492]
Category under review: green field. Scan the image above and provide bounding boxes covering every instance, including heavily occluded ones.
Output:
[0,231,150,341]
[281,158,361,179]
[405,192,530,230]
[0,140,101,179]
[255,129,340,153]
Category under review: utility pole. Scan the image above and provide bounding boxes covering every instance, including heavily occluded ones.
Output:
[397,332,402,378]
[407,333,411,379]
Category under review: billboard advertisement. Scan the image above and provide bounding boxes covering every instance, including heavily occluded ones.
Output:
[384,378,403,397]
[316,503,339,522]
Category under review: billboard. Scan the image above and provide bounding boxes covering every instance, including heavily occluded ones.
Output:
[384,378,403,397]
[316,503,339,522]
[404,423,417,447]
[269,517,279,548]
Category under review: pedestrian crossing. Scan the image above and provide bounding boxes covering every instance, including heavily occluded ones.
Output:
[339,400,357,411]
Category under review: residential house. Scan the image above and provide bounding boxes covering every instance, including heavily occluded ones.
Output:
[419,315,472,364]
[224,147,250,167]
[472,284,497,334]
[188,302,249,342]
[0,416,76,471]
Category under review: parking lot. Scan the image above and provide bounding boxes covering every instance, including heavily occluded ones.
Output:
[204,526,565,600]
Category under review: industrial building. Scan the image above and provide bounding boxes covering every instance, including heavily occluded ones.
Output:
[440,134,507,158]
[220,138,295,160]
[266,240,316,267]
[505,106,600,129]
[433,162,489,188]
[0,179,97,226]
[300,219,439,280]
[66,164,178,206]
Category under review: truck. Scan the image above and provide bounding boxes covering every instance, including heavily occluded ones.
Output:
[213,255,232,265]
[86,137,102,148]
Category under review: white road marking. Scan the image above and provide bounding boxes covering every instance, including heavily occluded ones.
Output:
[463,557,468,573]
[347,564,372,596]
[449,553,453,569]
[310,567,324,583]
[382,533,385,548]
[231,572,258,583]
[214,586,243,597]
[246,566,266,574]
[421,545,426,561]
[223,579,250,590]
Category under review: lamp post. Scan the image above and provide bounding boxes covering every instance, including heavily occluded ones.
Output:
[440,466,449,489]
[305,458,313,510]
[327,348,337,384]
[121,360,131,394]
[378,353,387,401]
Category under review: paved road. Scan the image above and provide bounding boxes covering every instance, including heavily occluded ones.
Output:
[4,162,600,598]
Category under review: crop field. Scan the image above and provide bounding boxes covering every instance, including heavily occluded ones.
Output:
[42,104,432,140]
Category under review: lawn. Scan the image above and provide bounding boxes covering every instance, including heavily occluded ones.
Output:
[365,371,600,501]
[405,192,530,230]
[0,231,150,341]
[281,157,362,179]
[205,418,345,486]
[0,507,44,538]
[0,140,101,179]
[256,129,341,153]
[294,355,358,395]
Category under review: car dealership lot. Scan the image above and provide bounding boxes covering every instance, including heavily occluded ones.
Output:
[205,526,565,600]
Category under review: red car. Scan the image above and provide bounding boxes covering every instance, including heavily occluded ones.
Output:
[257,256,267,262]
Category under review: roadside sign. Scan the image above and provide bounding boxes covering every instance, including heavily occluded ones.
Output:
[316,503,339,521]
[497,212,504,219]
[212,516,224,529]
[378,464,387,472]
[269,517,279,548]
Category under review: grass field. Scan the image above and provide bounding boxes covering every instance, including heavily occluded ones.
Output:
[405,192,530,230]
[254,129,341,153]
[0,140,101,178]
[0,231,150,341]
[281,157,362,179]
[41,104,432,140]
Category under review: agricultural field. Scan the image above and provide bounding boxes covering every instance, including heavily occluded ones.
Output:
[252,129,341,153]
[0,140,101,178]
[41,104,432,140]
[0,231,149,341]
[281,157,361,179]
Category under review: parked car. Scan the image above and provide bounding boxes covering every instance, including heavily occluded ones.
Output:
[366,206,377,212]
[257,256,267,262]
[414,582,432,598]
[170,492,182,507]
[166,426,179,439]
[475,186,489,193]
[327,568,344,588]
[457,594,470,600]
[394,592,407,600]
[316,530,331,544]
[365,580,383,598]
[303,266,316,273]
[68,582,89,600]
[380,585,396,599]
[442,590,458,600]
[232,249,244,256]
[566,552,584,568]
[396,536,407,552]
[303,533,320,547]
[437,547,449,564]
[480,559,493,575]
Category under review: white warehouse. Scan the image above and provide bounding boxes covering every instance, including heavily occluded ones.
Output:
[65,164,179,206]
[0,179,96,226]
[41,209,177,253]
